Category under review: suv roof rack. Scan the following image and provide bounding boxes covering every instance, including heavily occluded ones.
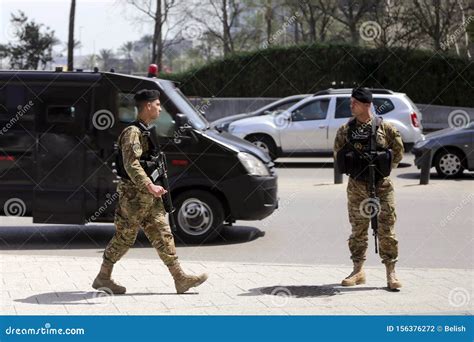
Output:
[313,88,394,96]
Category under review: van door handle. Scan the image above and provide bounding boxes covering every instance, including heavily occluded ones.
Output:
[318,125,327,129]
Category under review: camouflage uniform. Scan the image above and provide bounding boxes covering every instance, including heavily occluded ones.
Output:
[103,124,178,266]
[334,117,404,264]
[93,121,207,294]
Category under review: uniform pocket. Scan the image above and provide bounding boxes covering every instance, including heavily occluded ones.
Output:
[117,183,154,223]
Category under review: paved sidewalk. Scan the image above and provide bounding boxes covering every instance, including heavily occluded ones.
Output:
[0,254,472,315]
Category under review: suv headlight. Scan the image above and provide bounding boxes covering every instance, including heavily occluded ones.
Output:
[238,152,270,176]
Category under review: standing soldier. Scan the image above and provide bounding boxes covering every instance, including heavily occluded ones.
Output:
[92,89,208,294]
[334,87,404,290]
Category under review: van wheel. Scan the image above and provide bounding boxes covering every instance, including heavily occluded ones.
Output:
[434,149,464,178]
[246,135,277,160]
[171,190,224,244]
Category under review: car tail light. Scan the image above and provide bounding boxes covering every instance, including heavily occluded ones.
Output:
[410,112,420,127]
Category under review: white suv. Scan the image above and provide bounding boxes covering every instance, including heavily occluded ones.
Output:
[228,88,423,159]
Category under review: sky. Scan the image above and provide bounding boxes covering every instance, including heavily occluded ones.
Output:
[0,0,155,56]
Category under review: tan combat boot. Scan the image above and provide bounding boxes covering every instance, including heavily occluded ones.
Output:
[92,259,126,294]
[341,261,366,286]
[385,262,402,290]
[168,261,208,294]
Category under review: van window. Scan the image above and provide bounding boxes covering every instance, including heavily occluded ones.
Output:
[335,97,352,118]
[118,92,175,138]
[0,85,25,117]
[118,93,138,122]
[293,99,329,121]
[0,88,7,115]
[152,112,175,138]
[160,81,207,130]
[373,98,395,115]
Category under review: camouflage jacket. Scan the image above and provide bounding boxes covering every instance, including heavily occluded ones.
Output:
[118,123,153,189]
[333,117,404,170]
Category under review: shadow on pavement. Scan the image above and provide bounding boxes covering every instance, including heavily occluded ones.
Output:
[275,161,334,169]
[184,225,265,246]
[0,225,264,250]
[274,161,411,169]
[397,172,474,180]
[15,290,192,305]
[243,284,392,298]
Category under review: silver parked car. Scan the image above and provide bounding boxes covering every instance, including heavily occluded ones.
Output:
[228,88,423,159]
[211,94,311,132]
[412,122,474,178]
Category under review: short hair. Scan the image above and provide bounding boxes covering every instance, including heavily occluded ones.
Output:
[134,89,160,111]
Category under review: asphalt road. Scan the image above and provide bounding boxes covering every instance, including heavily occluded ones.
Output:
[1,154,473,269]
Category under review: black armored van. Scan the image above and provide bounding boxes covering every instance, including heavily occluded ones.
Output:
[0,68,278,243]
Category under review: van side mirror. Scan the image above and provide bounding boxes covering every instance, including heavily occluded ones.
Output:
[174,113,198,145]
[175,113,191,130]
[175,113,193,134]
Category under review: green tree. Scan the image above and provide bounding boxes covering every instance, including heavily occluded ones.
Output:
[127,0,183,70]
[0,11,58,70]
[81,54,99,70]
[119,41,135,73]
[411,0,459,51]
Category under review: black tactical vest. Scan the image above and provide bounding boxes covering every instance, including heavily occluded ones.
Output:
[337,117,392,182]
[115,121,161,181]
[347,117,379,152]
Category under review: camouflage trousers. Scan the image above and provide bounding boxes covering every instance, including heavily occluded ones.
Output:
[347,177,398,264]
[103,181,178,266]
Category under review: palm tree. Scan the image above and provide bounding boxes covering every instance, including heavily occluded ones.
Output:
[138,35,153,62]
[81,54,98,70]
[98,49,114,71]
[119,41,134,74]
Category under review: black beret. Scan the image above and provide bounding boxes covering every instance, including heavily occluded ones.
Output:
[134,89,160,102]
[351,87,372,103]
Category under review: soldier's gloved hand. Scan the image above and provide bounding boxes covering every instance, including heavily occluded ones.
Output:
[146,183,168,198]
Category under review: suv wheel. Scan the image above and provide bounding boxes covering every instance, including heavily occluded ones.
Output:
[246,135,277,160]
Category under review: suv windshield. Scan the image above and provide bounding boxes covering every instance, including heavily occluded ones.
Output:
[158,79,209,130]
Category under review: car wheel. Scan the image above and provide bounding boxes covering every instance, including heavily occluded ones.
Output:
[434,149,464,178]
[246,135,278,160]
[172,190,224,244]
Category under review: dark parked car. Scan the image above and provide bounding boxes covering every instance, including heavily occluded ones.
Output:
[211,94,310,132]
[412,122,474,178]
